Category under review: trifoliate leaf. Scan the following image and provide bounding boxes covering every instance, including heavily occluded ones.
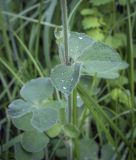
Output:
[31,107,58,132]
[8,99,33,118]
[20,77,53,103]
[68,32,128,79]
[50,63,81,95]
[8,77,60,133]
[21,130,49,152]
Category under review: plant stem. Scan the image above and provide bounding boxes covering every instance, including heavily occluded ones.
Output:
[60,1,73,160]
[72,89,80,160]
[127,0,135,102]
[68,94,72,123]
[68,0,83,27]
[60,0,69,66]
[126,1,135,159]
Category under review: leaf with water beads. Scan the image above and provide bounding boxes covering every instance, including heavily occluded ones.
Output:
[68,32,128,79]
[69,32,95,61]
[50,63,81,95]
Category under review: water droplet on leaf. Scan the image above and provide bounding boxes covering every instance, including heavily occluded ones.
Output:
[79,37,83,40]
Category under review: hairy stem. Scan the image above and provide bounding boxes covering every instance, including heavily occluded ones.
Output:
[60,0,73,160]
[60,0,69,65]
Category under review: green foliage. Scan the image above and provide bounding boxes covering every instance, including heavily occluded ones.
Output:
[8,99,33,118]
[20,77,53,103]
[50,63,81,95]
[12,113,34,131]
[21,130,49,152]
[80,6,127,50]
[0,0,135,160]
[63,124,79,138]
[68,32,128,79]
[80,138,98,160]
[7,77,61,132]
[47,123,62,138]
[6,28,128,158]
[91,0,113,6]
[14,143,44,160]
[82,17,101,29]
[105,33,126,49]
[110,88,132,107]
[101,144,115,160]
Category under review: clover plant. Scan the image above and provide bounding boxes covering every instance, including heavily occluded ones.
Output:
[7,0,128,159]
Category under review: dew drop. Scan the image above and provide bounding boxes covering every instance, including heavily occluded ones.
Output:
[63,86,67,90]
[79,37,83,40]
[71,78,73,81]
[61,79,64,82]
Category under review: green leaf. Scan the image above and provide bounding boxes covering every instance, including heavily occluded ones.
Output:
[70,32,128,79]
[81,61,126,79]
[119,0,135,5]
[82,17,101,29]
[21,130,49,152]
[63,124,79,138]
[80,8,99,16]
[78,41,121,61]
[110,88,132,107]
[101,144,115,160]
[47,123,62,138]
[50,63,81,95]
[14,143,32,160]
[12,113,34,131]
[91,0,113,6]
[8,99,33,118]
[104,33,126,49]
[86,28,105,41]
[68,32,128,79]
[44,100,66,111]
[31,107,58,132]
[108,76,128,86]
[80,138,98,160]
[14,143,44,160]
[69,32,95,61]
[20,77,53,103]
[8,77,61,132]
